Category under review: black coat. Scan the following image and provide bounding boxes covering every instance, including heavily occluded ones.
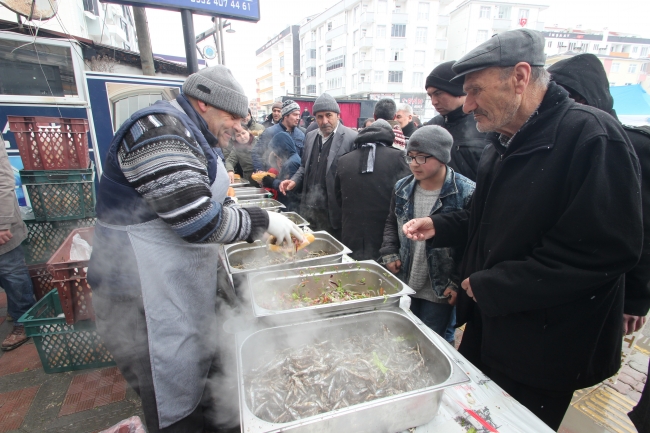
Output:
[426,106,488,181]
[335,124,411,261]
[430,82,643,391]
[401,121,417,138]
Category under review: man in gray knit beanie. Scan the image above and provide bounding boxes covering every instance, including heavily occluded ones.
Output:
[406,125,453,164]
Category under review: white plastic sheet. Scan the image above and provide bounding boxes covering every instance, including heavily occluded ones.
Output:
[69,233,92,261]
[98,416,146,433]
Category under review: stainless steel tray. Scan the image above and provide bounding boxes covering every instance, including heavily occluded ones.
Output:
[281,211,309,227]
[223,231,351,276]
[237,198,285,212]
[233,187,272,200]
[247,260,415,324]
[236,308,469,433]
[230,178,250,187]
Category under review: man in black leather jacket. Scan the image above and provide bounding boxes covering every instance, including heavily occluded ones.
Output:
[425,61,488,181]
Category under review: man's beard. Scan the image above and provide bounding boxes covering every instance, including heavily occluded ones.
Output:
[475,93,520,133]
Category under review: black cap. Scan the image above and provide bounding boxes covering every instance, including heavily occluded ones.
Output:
[451,29,546,82]
[425,61,466,96]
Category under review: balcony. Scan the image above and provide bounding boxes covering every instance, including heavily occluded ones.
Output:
[304,40,316,50]
[325,24,347,41]
[436,38,448,50]
[492,18,511,30]
[359,37,374,49]
[388,61,406,71]
[357,82,372,92]
[391,13,409,24]
[325,46,346,61]
[303,58,317,68]
[438,15,450,26]
[360,12,375,28]
[358,60,373,71]
[390,38,407,49]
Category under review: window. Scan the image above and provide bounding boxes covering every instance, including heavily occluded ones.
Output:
[625,82,633,86]
[279,56,284,68]
[318,26,322,40]
[353,53,357,65]
[319,65,323,77]
[593,44,599,51]
[418,2,429,20]
[83,0,99,15]
[414,50,425,66]
[353,30,358,46]
[393,4,402,14]
[319,47,323,60]
[388,71,403,83]
[301,54,305,66]
[629,64,638,74]
[311,31,316,41]
[479,6,490,19]
[309,49,316,59]
[319,83,323,93]
[378,0,387,13]
[633,46,639,54]
[642,47,649,57]
[327,77,343,89]
[391,49,403,61]
[326,55,345,71]
[497,6,511,19]
[413,72,423,86]
[568,42,576,51]
[113,92,165,131]
[376,25,386,38]
[360,73,366,83]
[518,9,529,19]
[123,42,131,51]
[307,67,316,77]
[642,63,648,73]
[120,19,129,42]
[307,85,316,94]
[391,24,406,38]
[547,41,552,48]
[352,74,357,88]
[374,71,384,82]
[416,27,427,44]
[327,22,332,31]
[376,48,385,61]
[611,63,620,73]
[327,44,332,52]
[477,30,488,43]
[354,6,360,23]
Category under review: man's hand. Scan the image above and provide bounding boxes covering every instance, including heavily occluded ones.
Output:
[623,314,647,335]
[227,171,235,184]
[386,260,401,274]
[461,278,476,302]
[443,287,457,306]
[402,217,435,241]
[279,180,296,195]
[0,230,13,245]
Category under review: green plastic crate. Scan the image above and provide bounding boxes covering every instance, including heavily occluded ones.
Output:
[18,290,115,374]
[20,167,96,222]
[22,218,96,265]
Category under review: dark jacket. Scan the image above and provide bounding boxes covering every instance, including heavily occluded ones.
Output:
[549,54,650,317]
[292,124,357,230]
[262,113,277,129]
[401,121,417,138]
[426,106,488,181]
[335,122,411,260]
[380,168,474,298]
[253,122,305,172]
[429,82,642,391]
[269,132,301,212]
[225,136,256,184]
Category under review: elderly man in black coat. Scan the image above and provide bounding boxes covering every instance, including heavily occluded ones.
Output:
[403,29,643,431]
[335,119,411,261]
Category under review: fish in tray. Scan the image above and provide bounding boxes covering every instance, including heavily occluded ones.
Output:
[244,324,436,423]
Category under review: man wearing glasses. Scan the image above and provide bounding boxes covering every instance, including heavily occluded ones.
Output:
[379,125,475,344]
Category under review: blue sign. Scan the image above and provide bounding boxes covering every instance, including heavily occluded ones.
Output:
[102,0,260,21]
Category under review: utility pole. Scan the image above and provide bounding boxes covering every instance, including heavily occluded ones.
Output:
[132,7,155,76]
[212,18,221,65]
[218,18,226,65]
[181,9,199,74]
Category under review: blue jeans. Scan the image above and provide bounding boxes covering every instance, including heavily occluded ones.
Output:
[0,245,35,323]
[410,297,455,344]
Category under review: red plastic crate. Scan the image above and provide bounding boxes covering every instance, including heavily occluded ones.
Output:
[46,227,95,324]
[28,264,57,301]
[8,116,90,170]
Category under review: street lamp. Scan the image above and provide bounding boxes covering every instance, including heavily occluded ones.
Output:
[210,17,235,65]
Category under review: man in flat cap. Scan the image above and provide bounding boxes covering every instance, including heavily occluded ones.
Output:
[88,65,302,433]
[253,99,305,172]
[402,29,642,430]
[425,61,488,181]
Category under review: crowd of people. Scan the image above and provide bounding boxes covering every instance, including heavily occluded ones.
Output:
[1,27,649,433]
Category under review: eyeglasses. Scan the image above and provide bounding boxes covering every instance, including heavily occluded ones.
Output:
[404,154,435,165]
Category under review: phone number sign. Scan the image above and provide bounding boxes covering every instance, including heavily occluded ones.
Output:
[102,0,260,21]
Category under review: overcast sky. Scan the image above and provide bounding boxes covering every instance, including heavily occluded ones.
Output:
[145,0,650,99]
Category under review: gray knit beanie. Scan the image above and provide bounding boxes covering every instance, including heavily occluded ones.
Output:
[312,93,340,114]
[183,65,248,118]
[272,101,283,110]
[281,100,300,117]
[406,125,453,164]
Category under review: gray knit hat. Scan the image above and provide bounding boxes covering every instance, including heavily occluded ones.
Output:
[281,100,300,117]
[272,101,283,110]
[312,93,340,114]
[183,65,248,118]
[406,125,453,164]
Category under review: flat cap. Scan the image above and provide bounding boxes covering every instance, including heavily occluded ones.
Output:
[451,29,546,82]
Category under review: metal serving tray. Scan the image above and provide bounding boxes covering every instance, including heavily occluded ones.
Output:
[237,198,285,212]
[281,211,309,227]
[229,178,250,187]
[236,308,469,433]
[223,231,351,276]
[247,260,415,324]
[232,187,272,200]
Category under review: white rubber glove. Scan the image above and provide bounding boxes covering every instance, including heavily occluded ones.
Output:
[266,211,304,246]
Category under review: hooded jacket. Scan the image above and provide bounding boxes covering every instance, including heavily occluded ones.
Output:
[429,82,642,391]
[269,132,301,213]
[335,120,411,260]
[550,54,650,317]
[426,106,488,181]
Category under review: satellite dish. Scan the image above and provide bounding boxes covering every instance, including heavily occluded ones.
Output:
[0,0,58,21]
[203,45,217,60]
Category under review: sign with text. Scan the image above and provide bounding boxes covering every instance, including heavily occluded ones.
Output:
[399,93,427,115]
[102,0,260,21]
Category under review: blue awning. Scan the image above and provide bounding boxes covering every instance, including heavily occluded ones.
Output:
[610,84,650,115]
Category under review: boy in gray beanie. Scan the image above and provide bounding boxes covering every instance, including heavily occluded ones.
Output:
[380,125,475,344]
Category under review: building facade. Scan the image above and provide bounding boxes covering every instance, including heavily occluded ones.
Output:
[544,29,650,60]
[255,25,301,117]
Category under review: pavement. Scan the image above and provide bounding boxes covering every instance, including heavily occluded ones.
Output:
[0,287,648,433]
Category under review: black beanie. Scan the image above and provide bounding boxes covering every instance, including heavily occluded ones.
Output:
[425,61,466,96]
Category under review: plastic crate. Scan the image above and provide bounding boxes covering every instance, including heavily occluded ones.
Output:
[28,264,56,301]
[47,227,95,324]
[20,167,96,222]
[18,289,114,374]
[8,116,90,170]
[22,218,96,265]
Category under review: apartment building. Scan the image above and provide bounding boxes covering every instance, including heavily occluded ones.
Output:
[298,0,449,118]
[544,28,650,60]
[255,26,301,117]
[446,0,548,61]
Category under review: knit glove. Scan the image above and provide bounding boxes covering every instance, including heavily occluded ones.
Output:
[261,175,275,188]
